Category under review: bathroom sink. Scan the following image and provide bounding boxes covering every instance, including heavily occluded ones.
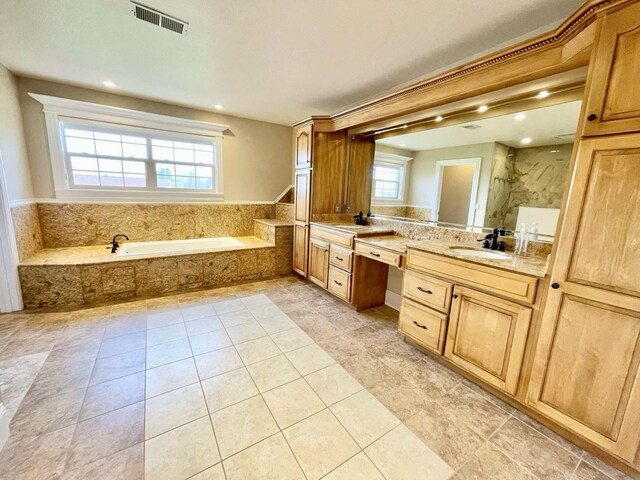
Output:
[448,246,511,260]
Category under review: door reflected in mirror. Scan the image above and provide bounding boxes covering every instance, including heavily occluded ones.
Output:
[370,99,581,240]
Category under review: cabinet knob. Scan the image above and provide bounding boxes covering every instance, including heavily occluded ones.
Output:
[452,294,459,299]
[587,113,598,122]
[551,282,560,289]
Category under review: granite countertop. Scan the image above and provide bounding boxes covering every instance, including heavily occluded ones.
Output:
[407,240,549,278]
[254,218,293,227]
[20,236,273,266]
[309,222,395,237]
[354,235,411,254]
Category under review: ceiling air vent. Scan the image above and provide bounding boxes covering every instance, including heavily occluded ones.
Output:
[554,133,575,142]
[131,2,188,35]
[461,124,482,130]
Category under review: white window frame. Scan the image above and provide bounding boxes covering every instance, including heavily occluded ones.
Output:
[371,152,412,205]
[30,93,229,202]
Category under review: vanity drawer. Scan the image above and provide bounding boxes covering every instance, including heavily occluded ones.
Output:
[403,270,453,313]
[328,266,352,301]
[355,243,403,268]
[399,298,448,354]
[329,245,353,272]
[309,225,354,248]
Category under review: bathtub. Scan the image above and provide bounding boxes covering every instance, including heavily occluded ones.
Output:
[117,237,245,257]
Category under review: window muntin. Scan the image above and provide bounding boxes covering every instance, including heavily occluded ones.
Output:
[373,163,404,200]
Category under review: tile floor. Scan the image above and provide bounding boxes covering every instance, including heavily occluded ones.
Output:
[0,276,633,480]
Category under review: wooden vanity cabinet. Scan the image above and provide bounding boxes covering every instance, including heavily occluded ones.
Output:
[293,224,309,276]
[308,238,330,288]
[294,124,312,169]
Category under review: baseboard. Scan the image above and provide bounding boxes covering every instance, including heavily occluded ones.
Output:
[384,290,401,311]
[0,403,10,451]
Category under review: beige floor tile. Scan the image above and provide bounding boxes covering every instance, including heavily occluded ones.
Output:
[145,417,220,480]
[246,354,301,392]
[453,442,536,479]
[331,389,400,448]
[241,293,272,308]
[201,368,259,412]
[581,452,634,480]
[190,463,226,480]
[572,461,618,480]
[182,303,216,321]
[145,383,208,438]
[256,313,298,334]
[270,328,314,353]
[219,309,255,328]
[146,337,192,368]
[340,353,399,388]
[262,378,325,429]
[90,348,145,385]
[283,409,360,480]
[80,371,145,420]
[286,343,335,375]
[512,409,584,457]
[195,346,244,380]
[235,336,282,365]
[368,375,432,421]
[365,424,453,480]
[189,329,233,356]
[60,442,144,480]
[223,433,305,480]
[146,357,199,397]
[248,303,283,320]
[98,330,146,358]
[186,315,224,337]
[66,401,145,470]
[103,315,147,340]
[305,364,363,406]
[211,395,279,459]
[489,417,581,480]
[226,320,268,344]
[322,452,385,480]
[213,299,246,315]
[146,322,188,347]
[146,308,184,329]
[460,378,516,414]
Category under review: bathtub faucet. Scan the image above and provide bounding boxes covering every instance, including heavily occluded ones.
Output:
[108,234,129,253]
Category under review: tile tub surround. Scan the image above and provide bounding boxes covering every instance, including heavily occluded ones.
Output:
[275,203,294,223]
[10,203,43,261]
[0,277,632,480]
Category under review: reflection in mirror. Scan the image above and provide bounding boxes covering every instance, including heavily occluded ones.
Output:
[371,99,581,240]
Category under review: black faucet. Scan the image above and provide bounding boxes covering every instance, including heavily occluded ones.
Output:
[478,228,505,251]
[353,211,367,226]
[108,234,129,253]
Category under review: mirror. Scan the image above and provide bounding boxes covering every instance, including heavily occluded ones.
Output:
[369,98,582,240]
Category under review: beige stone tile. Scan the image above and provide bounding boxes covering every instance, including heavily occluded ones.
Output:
[211,395,279,459]
[189,329,233,356]
[219,309,256,328]
[98,330,146,358]
[401,355,463,400]
[368,374,432,421]
[223,433,305,480]
[512,409,584,457]
[331,389,400,448]
[322,452,385,480]
[246,354,300,392]
[145,383,208,438]
[181,303,216,321]
[489,417,581,480]
[572,461,621,480]
[316,334,367,363]
[256,313,298,334]
[581,451,634,480]
[213,299,246,315]
[186,315,224,336]
[453,442,536,480]
[461,378,516,414]
[226,320,268,344]
[365,424,453,480]
[103,316,147,340]
[195,346,244,380]
[145,417,220,480]
[270,327,314,353]
[146,308,184,329]
[341,353,400,388]
[90,347,145,385]
[235,336,282,365]
[283,409,360,480]
[66,401,145,470]
[146,357,200,397]
[146,337,192,368]
[305,363,363,406]
[248,302,283,320]
[241,293,272,308]
[80,371,145,420]
[190,463,226,480]
[201,368,259,412]
[146,322,188,347]
[295,315,342,341]
[60,443,144,480]
[286,343,335,375]
[262,378,325,429]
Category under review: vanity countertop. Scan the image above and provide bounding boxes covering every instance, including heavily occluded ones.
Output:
[309,222,395,237]
[354,235,412,254]
[407,240,549,278]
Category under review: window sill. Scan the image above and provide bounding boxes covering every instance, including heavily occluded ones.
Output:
[55,188,224,203]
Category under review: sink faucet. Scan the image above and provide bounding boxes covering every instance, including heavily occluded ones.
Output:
[478,228,505,251]
[108,234,129,253]
[353,211,367,226]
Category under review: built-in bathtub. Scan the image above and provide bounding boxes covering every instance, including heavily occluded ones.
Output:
[118,237,245,257]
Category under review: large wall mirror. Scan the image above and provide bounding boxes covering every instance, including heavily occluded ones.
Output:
[368,93,582,240]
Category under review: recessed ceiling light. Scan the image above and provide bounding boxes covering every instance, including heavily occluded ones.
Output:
[435,116,443,122]
[550,149,560,153]
[103,80,116,88]
[521,137,532,144]
[477,105,488,113]
[537,90,550,99]
[214,104,224,110]
[403,124,408,129]
[515,113,526,121]
[400,143,406,147]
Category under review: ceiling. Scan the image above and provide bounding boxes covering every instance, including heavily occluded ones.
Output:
[0,0,584,126]
[376,100,582,151]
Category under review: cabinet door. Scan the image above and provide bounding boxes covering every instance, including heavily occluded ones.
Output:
[293,224,308,277]
[527,134,640,465]
[308,238,329,288]
[444,286,531,395]
[294,169,311,223]
[294,125,312,169]
[583,3,640,136]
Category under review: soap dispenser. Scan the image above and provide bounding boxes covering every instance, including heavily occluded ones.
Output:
[515,224,528,256]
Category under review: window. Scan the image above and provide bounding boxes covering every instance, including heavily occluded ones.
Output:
[371,152,412,203]
[31,93,228,202]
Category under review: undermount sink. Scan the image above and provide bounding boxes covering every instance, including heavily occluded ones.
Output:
[448,246,511,260]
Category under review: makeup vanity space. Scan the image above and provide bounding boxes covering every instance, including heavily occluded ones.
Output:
[291,0,640,475]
